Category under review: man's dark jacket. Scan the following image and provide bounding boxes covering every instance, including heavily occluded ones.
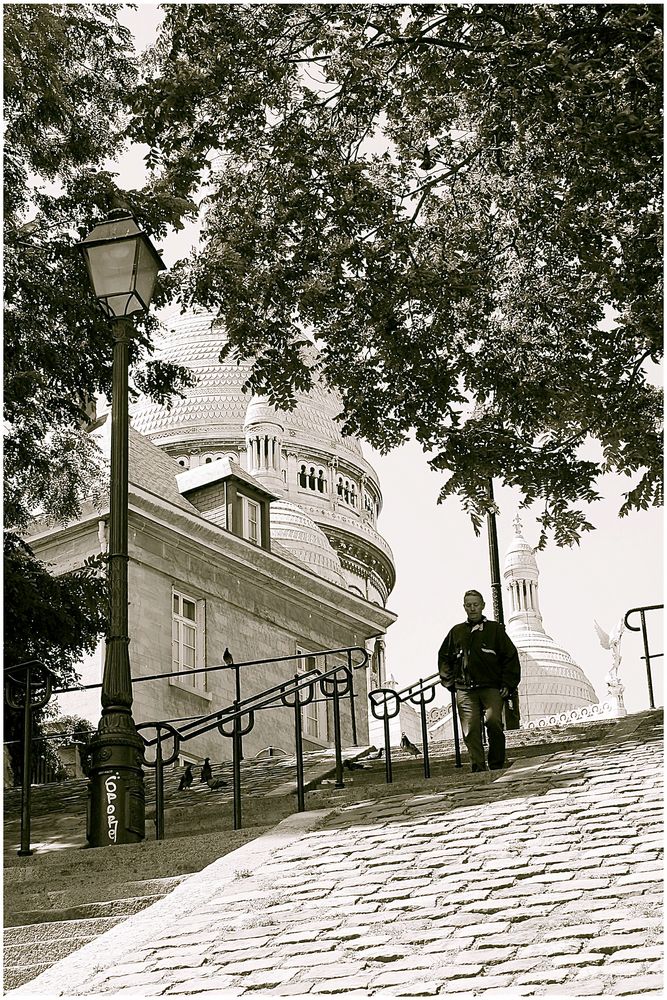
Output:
[438,618,521,692]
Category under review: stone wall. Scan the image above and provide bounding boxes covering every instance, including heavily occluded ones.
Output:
[29,490,395,764]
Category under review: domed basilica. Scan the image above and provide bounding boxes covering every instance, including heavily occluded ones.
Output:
[132,311,396,608]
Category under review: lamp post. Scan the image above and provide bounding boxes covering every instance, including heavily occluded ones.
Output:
[78,211,165,847]
[486,477,504,626]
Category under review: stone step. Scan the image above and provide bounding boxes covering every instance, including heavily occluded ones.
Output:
[3,916,127,992]
[4,915,124,945]
[7,892,165,927]
[6,874,186,913]
[4,960,60,992]
[4,932,99,968]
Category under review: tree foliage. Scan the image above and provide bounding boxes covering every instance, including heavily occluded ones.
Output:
[3,4,197,714]
[134,3,662,545]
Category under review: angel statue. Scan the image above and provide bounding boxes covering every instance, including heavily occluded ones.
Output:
[593,618,626,717]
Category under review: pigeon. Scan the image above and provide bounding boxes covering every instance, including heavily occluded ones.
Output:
[344,759,370,771]
[207,776,229,791]
[400,733,421,757]
[200,758,213,782]
[178,763,194,791]
[223,647,234,666]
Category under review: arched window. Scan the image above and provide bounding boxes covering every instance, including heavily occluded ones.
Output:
[299,462,327,494]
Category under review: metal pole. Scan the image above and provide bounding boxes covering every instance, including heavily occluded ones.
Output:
[383,711,393,784]
[419,697,431,780]
[332,676,344,789]
[233,661,244,761]
[19,667,33,857]
[486,478,504,626]
[87,318,145,847]
[640,610,656,709]
[232,700,243,830]
[347,650,358,746]
[293,675,305,812]
[154,728,164,841]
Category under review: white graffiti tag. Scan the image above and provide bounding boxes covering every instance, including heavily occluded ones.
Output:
[105,774,120,843]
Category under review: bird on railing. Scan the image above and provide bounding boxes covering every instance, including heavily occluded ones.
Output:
[177,763,194,791]
[223,647,234,666]
[400,733,421,756]
[200,758,213,782]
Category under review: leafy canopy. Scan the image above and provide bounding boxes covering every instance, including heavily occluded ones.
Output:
[3,4,195,710]
[134,3,662,546]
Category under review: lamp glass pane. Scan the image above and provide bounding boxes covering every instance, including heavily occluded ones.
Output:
[134,238,161,308]
[85,240,137,299]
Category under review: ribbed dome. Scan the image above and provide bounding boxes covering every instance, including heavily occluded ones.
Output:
[270,501,346,587]
[132,311,362,457]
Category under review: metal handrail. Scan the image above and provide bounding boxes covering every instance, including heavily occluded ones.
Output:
[52,645,369,693]
[138,649,369,837]
[369,672,462,784]
[624,604,664,709]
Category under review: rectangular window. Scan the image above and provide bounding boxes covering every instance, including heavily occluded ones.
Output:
[296,648,328,742]
[242,496,261,545]
[171,590,207,693]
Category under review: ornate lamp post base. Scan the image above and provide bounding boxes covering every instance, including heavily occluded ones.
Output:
[87,711,145,848]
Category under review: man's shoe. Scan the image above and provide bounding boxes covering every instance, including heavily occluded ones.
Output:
[471,763,487,773]
[489,759,513,770]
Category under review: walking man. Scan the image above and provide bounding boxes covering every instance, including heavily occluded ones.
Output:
[438,590,520,772]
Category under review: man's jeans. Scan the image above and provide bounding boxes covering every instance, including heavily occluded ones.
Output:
[455,687,506,769]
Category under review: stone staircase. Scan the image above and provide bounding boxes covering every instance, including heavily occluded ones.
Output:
[2,714,650,992]
[3,744,376,990]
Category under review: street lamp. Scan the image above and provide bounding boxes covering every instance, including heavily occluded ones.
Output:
[78,211,165,847]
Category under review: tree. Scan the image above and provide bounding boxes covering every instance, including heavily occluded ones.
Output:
[3,535,107,782]
[3,4,195,765]
[133,3,662,546]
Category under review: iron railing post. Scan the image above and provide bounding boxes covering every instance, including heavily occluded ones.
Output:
[347,650,358,746]
[19,666,33,857]
[293,674,306,812]
[232,700,243,830]
[154,726,165,841]
[419,696,431,780]
[332,674,344,789]
[383,711,393,784]
[640,610,656,709]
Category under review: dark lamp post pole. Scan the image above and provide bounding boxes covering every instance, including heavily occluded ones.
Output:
[486,477,504,626]
[78,212,165,848]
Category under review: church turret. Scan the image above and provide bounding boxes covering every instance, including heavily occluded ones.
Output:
[504,513,544,632]
[243,395,286,494]
[502,511,598,723]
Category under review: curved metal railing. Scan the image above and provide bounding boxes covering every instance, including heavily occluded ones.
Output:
[624,604,664,709]
[137,647,369,837]
[368,672,461,783]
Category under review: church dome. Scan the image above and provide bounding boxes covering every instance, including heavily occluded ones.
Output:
[503,514,598,722]
[270,501,346,588]
[130,310,395,604]
[132,310,363,459]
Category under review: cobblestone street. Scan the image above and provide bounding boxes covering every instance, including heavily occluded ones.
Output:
[10,711,662,998]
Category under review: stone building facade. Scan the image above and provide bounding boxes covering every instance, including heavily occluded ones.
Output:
[35,312,397,764]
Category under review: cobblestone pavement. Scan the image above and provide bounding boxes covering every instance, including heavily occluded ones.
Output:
[10,712,663,998]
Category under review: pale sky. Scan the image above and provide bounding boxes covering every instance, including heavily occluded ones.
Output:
[109,4,664,718]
